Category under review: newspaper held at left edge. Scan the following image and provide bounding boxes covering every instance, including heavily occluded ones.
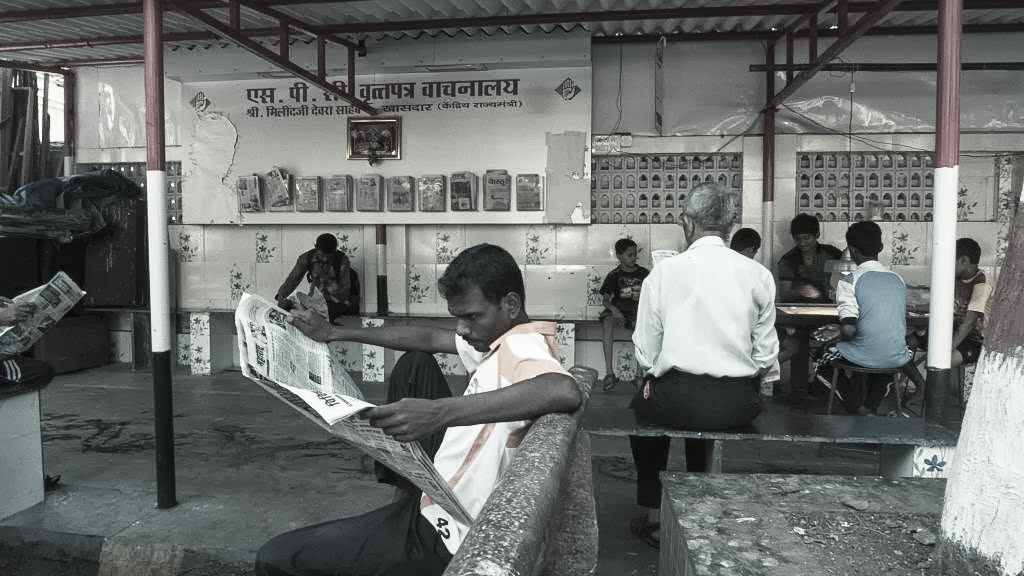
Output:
[0,271,86,357]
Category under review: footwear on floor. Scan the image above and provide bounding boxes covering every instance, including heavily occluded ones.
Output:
[629,515,660,549]
[601,374,617,392]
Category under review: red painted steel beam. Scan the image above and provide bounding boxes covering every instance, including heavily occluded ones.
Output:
[752,61,1024,71]
[0,0,1016,26]
[765,0,907,110]
[228,0,363,51]
[0,32,212,52]
[176,3,377,115]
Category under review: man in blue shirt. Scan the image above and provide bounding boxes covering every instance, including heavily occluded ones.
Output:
[816,221,912,415]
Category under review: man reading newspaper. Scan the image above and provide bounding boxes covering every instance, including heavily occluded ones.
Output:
[1,272,84,389]
[0,296,54,388]
[255,243,582,576]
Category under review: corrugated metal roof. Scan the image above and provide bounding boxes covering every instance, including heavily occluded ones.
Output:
[1,0,1023,69]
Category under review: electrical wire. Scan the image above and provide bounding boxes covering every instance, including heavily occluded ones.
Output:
[610,43,624,135]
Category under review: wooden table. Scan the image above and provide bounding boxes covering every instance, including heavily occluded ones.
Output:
[775,303,928,408]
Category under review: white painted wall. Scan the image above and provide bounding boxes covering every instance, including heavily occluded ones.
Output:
[65,31,1023,353]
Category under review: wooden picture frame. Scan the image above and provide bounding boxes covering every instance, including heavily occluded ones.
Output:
[347,117,401,161]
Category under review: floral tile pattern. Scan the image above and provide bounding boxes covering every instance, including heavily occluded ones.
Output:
[254,228,279,264]
[996,155,1016,223]
[913,446,955,479]
[177,334,191,366]
[890,223,920,266]
[175,227,201,263]
[335,230,361,264]
[434,353,466,376]
[957,185,977,222]
[613,342,638,382]
[524,225,554,265]
[408,264,433,304]
[586,266,605,306]
[435,226,464,264]
[555,323,575,369]
[361,318,385,383]
[189,312,212,375]
[229,263,253,303]
[328,341,362,373]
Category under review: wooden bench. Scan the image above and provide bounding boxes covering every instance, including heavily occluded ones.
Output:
[0,380,50,520]
[585,403,959,478]
[444,366,598,576]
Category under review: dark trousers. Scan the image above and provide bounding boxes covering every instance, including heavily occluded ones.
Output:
[0,356,55,388]
[629,369,761,509]
[255,351,454,576]
[837,370,889,414]
[326,301,359,323]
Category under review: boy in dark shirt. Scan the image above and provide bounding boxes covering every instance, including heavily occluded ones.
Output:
[275,233,360,323]
[776,214,843,303]
[599,238,650,391]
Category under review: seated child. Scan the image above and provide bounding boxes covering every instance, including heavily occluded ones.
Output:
[814,221,912,415]
[730,227,761,259]
[599,238,650,391]
[901,237,994,397]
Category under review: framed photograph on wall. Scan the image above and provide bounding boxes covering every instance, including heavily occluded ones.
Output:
[347,117,401,161]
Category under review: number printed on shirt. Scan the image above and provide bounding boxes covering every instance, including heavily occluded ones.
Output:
[435,517,451,538]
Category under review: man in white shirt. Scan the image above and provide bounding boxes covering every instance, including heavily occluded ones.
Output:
[628,183,779,548]
[255,243,583,576]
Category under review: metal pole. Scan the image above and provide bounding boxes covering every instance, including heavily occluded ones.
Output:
[61,71,75,177]
[143,0,176,508]
[925,0,962,427]
[376,225,388,316]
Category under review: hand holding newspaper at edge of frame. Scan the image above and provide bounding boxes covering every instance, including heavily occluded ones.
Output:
[233,292,472,526]
[0,271,86,357]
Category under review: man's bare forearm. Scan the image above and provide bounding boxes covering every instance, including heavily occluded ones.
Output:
[326,324,457,354]
[429,372,581,428]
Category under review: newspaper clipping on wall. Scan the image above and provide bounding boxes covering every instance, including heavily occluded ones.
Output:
[0,271,86,357]
[234,292,471,525]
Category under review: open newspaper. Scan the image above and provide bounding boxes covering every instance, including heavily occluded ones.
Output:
[0,271,86,357]
[234,292,471,525]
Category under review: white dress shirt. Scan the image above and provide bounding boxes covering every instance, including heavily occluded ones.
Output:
[632,235,779,378]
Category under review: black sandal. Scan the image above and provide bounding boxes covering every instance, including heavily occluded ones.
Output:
[629,515,660,549]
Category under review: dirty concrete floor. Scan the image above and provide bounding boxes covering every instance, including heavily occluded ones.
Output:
[1,363,909,575]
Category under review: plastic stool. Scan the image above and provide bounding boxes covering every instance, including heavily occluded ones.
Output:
[827,359,905,415]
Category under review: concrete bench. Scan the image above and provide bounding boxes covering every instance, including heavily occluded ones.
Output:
[444,366,598,576]
[0,380,50,520]
[658,472,946,576]
[585,404,959,478]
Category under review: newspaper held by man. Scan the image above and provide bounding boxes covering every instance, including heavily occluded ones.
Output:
[234,292,471,526]
[0,271,86,357]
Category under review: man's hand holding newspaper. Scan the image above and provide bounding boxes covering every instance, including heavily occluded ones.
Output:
[0,272,85,358]
[234,293,471,526]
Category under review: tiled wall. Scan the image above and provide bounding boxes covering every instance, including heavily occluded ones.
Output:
[104,134,1020,382]
[169,221,684,320]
